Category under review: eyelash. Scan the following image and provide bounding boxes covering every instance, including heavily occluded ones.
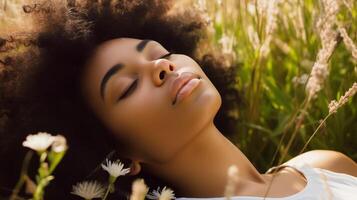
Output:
[117,52,173,102]
[118,79,138,101]
[159,52,173,59]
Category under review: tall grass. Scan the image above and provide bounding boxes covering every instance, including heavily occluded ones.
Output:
[1,1,356,198]
[185,0,357,171]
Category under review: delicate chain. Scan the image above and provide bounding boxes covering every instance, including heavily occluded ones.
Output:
[262,168,279,200]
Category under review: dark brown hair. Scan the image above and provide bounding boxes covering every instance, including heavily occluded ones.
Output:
[0,0,240,199]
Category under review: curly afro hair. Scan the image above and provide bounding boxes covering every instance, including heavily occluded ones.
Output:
[0,0,240,199]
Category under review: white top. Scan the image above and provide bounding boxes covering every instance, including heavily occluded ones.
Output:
[176,162,357,200]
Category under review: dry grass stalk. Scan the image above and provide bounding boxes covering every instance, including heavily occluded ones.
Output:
[306,0,340,100]
[247,25,260,51]
[316,0,340,31]
[219,32,236,62]
[296,2,307,42]
[257,0,268,17]
[301,82,357,154]
[273,38,291,54]
[260,0,280,58]
[328,82,357,114]
[338,26,357,61]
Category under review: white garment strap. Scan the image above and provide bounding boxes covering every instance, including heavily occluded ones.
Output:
[265,164,308,183]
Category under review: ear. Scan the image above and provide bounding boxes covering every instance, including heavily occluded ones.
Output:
[128,160,141,176]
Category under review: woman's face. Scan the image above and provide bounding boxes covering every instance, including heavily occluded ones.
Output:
[81,38,221,164]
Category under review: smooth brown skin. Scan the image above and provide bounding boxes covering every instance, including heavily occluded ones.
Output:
[80,38,357,198]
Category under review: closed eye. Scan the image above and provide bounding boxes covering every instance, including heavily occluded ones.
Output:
[117,79,138,102]
[159,52,173,59]
[116,52,172,102]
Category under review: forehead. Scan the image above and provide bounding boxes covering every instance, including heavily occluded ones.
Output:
[89,38,140,69]
[84,38,140,81]
[85,38,162,75]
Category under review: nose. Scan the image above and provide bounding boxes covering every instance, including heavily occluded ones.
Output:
[151,59,178,86]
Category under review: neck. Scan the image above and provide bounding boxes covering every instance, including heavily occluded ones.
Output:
[142,122,266,197]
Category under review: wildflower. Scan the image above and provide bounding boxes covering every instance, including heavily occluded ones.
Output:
[101,159,130,180]
[224,165,239,200]
[22,132,55,152]
[71,181,105,200]
[130,179,149,200]
[147,186,175,200]
[328,82,357,114]
[51,135,67,153]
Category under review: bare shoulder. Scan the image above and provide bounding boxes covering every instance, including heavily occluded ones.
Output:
[284,150,357,177]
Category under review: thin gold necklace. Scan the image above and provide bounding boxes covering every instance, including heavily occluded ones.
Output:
[262,170,278,200]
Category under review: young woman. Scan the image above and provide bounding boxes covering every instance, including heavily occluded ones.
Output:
[1,0,356,199]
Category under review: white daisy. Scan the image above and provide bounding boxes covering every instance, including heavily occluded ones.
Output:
[22,132,55,152]
[147,186,175,200]
[101,159,130,178]
[159,187,175,200]
[71,180,105,200]
[51,135,68,153]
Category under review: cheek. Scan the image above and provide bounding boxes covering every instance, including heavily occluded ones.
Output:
[110,90,175,138]
[106,96,185,162]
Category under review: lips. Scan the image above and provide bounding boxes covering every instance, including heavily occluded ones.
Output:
[171,72,201,105]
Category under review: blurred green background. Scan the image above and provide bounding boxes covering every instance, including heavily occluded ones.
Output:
[182,0,357,171]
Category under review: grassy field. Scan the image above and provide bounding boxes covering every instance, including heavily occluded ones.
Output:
[184,0,357,171]
[1,0,356,199]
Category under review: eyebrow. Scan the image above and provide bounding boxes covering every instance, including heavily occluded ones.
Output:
[136,39,152,52]
[100,64,123,100]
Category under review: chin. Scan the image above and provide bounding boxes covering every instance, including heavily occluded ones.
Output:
[164,90,221,162]
[193,83,222,117]
[181,85,222,134]
[148,87,222,164]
